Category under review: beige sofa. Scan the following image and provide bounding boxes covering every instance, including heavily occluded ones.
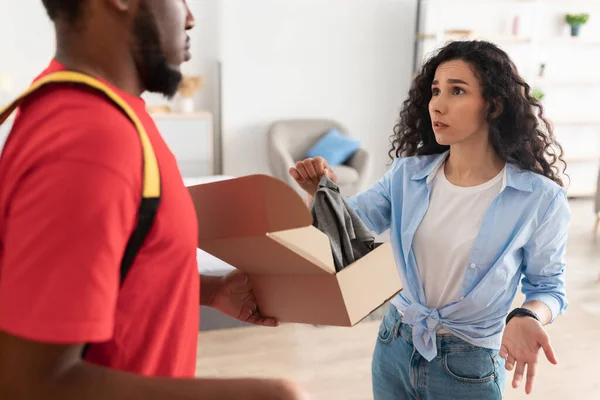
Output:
[267,119,371,197]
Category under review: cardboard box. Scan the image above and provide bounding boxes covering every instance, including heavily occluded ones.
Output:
[188,174,402,327]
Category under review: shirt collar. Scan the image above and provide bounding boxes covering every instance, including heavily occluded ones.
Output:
[504,161,533,192]
[410,152,449,183]
[410,150,533,193]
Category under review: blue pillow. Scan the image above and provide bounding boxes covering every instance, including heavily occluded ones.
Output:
[305,128,361,166]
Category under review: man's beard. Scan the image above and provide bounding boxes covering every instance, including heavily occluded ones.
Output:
[132,3,182,98]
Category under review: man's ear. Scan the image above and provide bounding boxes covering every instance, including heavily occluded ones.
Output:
[104,0,139,13]
[490,97,504,119]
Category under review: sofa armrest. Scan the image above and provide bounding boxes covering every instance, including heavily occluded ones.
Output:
[268,140,298,187]
[346,148,372,192]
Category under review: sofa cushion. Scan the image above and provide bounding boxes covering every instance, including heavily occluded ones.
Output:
[305,128,361,166]
[331,165,360,186]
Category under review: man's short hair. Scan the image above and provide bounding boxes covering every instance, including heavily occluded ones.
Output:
[41,0,83,22]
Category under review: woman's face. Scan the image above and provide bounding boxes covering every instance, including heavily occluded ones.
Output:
[428,60,490,146]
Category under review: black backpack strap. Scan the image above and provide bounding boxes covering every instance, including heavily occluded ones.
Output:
[80,197,160,358]
[120,197,161,283]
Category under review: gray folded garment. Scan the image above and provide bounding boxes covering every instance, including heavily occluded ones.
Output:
[310,175,377,272]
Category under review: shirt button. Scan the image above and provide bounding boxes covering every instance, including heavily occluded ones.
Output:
[470,263,476,269]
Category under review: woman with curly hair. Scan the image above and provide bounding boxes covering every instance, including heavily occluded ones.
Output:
[289,40,570,399]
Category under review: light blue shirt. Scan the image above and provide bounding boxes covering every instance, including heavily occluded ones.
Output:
[346,151,570,362]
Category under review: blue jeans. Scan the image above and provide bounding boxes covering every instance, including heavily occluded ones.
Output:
[372,306,506,399]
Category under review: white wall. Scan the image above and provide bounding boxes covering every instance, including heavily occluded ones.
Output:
[2,1,417,184]
[0,0,220,115]
[416,0,600,197]
[218,0,418,183]
[0,1,222,171]
[144,0,221,118]
[0,2,55,97]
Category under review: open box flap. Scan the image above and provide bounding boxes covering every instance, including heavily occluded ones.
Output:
[335,242,403,325]
[267,226,336,274]
[188,174,312,240]
[199,235,333,276]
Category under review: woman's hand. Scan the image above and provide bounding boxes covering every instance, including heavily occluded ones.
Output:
[499,316,557,395]
[288,157,337,196]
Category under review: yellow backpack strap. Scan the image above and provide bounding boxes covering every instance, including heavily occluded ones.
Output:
[0,71,160,287]
[0,71,160,199]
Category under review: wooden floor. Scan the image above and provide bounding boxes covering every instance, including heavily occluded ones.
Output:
[196,199,600,399]
[197,321,379,400]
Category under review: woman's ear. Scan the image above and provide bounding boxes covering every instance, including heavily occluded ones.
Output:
[490,98,504,119]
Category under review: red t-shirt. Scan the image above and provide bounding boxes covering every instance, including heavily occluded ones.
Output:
[0,60,200,377]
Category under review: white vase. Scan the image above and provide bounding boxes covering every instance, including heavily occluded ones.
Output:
[177,97,195,113]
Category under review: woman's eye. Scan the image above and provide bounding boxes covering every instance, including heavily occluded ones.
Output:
[432,88,440,96]
[453,87,465,95]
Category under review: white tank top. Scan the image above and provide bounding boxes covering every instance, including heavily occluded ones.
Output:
[412,161,505,315]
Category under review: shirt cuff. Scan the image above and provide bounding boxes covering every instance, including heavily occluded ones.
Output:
[524,293,564,324]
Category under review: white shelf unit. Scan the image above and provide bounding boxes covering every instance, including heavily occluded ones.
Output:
[153,112,215,178]
[414,0,600,197]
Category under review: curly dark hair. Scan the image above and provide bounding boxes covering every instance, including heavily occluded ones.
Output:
[390,40,566,187]
[41,0,83,22]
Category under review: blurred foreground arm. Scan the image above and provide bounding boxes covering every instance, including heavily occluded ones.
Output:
[0,330,308,400]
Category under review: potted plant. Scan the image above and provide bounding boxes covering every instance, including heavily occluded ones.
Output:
[565,13,590,37]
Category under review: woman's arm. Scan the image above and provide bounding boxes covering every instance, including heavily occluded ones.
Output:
[520,189,570,323]
[289,157,401,235]
[521,300,552,326]
[500,189,570,395]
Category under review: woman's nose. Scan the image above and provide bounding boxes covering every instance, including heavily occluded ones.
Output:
[430,96,446,115]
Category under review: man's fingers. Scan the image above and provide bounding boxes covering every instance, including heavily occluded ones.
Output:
[242,306,255,321]
[245,306,279,327]
[227,276,252,294]
[249,315,279,327]
[512,361,525,389]
[541,337,558,365]
[236,295,258,320]
[525,361,537,395]
[261,317,279,327]
[229,270,251,287]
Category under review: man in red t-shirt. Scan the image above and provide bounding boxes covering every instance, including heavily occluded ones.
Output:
[0,1,307,399]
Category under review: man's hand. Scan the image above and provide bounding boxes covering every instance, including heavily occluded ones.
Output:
[288,157,337,197]
[499,316,557,395]
[206,270,279,327]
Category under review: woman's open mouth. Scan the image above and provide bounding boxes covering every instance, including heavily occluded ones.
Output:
[433,121,449,130]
